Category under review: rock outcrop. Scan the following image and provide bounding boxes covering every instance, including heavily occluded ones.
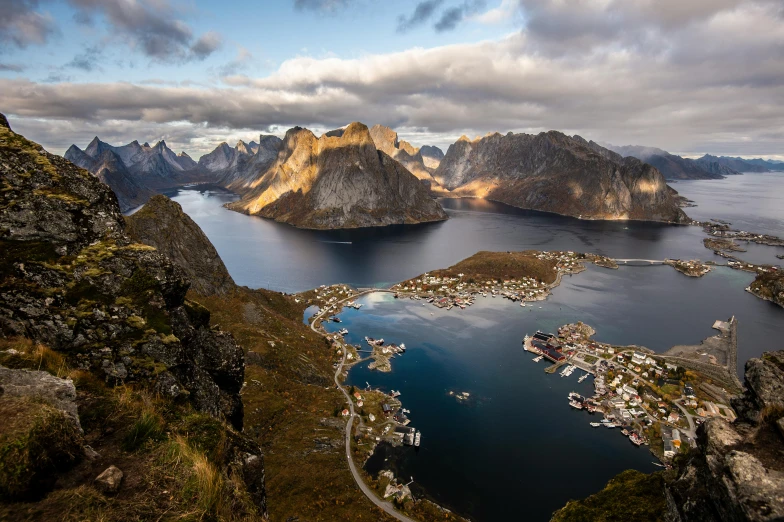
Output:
[226,122,448,229]
[665,350,784,521]
[434,131,689,223]
[606,144,727,180]
[125,195,236,296]
[1,114,244,429]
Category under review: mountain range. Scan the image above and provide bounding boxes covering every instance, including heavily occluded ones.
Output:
[606,144,784,180]
[64,137,209,211]
[434,131,689,223]
[224,122,448,229]
[63,124,778,228]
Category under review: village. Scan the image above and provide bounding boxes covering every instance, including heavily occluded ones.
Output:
[389,251,619,312]
[524,322,739,463]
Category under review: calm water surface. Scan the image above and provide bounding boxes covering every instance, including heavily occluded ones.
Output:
[321,263,781,521]
[165,175,784,522]
[166,181,782,292]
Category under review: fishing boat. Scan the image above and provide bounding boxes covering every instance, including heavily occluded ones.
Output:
[338,328,348,336]
[590,422,601,427]
[414,431,421,447]
[390,390,401,398]
[569,400,583,409]
[604,423,616,428]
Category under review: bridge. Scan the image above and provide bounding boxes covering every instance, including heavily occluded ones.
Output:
[613,258,667,266]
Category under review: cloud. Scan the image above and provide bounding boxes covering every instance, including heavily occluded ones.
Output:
[293,0,353,12]
[0,63,26,72]
[0,0,57,50]
[215,46,255,77]
[190,31,223,60]
[434,0,486,32]
[397,1,444,33]
[66,46,103,72]
[67,0,222,62]
[1,0,783,158]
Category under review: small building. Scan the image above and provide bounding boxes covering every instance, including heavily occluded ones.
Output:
[631,352,647,365]
[663,439,676,458]
[368,413,376,422]
[382,403,392,416]
[357,400,363,407]
[667,412,680,424]
[341,409,350,417]
[622,384,639,396]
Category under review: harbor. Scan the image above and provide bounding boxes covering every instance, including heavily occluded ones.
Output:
[523,321,740,461]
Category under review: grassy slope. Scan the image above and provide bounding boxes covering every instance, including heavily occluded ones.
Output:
[401,250,560,286]
[192,287,398,521]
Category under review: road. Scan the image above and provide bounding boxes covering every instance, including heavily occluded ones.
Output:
[312,290,418,522]
[672,400,697,440]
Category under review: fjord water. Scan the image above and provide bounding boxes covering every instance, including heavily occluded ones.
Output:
[322,263,780,521]
[167,175,784,521]
[167,182,783,293]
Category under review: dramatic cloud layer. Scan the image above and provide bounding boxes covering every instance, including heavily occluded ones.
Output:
[0,0,221,61]
[68,0,222,61]
[1,0,782,158]
[0,0,56,50]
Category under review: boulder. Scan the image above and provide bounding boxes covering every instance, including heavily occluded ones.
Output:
[94,465,123,495]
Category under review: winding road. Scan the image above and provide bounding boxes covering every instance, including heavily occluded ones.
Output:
[311,290,418,522]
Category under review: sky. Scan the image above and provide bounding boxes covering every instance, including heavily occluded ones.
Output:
[0,0,782,160]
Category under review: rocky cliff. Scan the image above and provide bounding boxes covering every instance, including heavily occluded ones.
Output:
[607,144,727,180]
[65,138,211,212]
[226,122,448,229]
[368,124,437,182]
[125,195,236,296]
[434,131,689,223]
[420,145,445,170]
[665,350,784,521]
[0,113,266,516]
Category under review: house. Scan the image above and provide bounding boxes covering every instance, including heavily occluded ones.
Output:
[341,409,350,417]
[382,403,392,416]
[632,352,647,365]
[609,397,626,409]
[672,429,682,448]
[353,391,363,400]
[368,413,376,422]
[357,401,363,407]
[663,439,676,458]
[622,384,639,396]
[684,384,695,397]
[667,412,680,424]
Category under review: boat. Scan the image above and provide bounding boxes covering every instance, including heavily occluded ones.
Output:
[578,373,589,383]
[533,355,543,362]
[604,423,616,428]
[590,422,601,427]
[332,317,342,323]
[568,392,581,399]
[520,302,526,307]
[414,431,421,447]
[621,429,630,436]
[569,400,583,409]
[399,343,406,352]
[338,328,348,336]
[390,390,401,398]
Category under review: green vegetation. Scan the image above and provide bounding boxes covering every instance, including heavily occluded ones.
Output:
[412,250,560,285]
[0,398,83,501]
[122,410,165,451]
[550,470,668,522]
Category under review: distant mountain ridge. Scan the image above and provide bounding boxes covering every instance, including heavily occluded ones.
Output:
[605,144,729,180]
[695,154,783,173]
[65,137,210,211]
[434,131,689,223]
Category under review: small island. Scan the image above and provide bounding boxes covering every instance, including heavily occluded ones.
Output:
[664,259,712,277]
